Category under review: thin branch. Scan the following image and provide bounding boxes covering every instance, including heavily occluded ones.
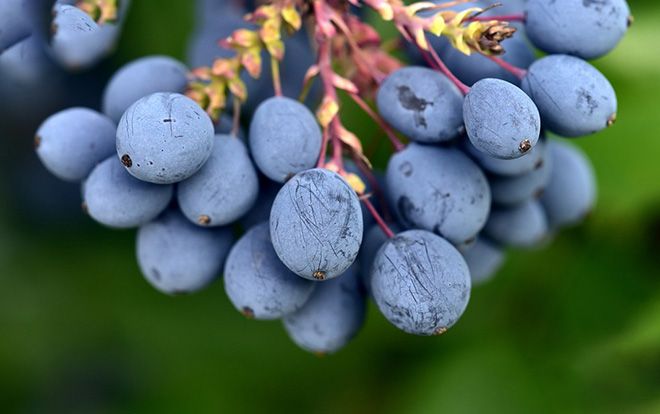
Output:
[349,92,404,152]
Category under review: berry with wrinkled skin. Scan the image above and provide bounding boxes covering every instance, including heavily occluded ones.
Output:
[385,143,491,245]
[270,168,363,281]
[464,78,541,159]
[224,222,315,320]
[84,157,173,228]
[116,92,214,184]
[541,140,597,228]
[485,200,548,248]
[249,97,322,183]
[377,66,464,143]
[461,237,505,285]
[284,264,366,354]
[136,209,233,295]
[525,0,631,60]
[522,55,617,137]
[35,107,116,182]
[371,230,471,336]
[102,56,189,123]
[178,135,259,227]
[489,148,553,206]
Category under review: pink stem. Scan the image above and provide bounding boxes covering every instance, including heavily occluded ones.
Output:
[362,197,394,238]
[486,54,528,79]
[331,119,344,170]
[424,35,470,95]
[317,127,330,168]
[349,93,405,152]
[353,153,393,223]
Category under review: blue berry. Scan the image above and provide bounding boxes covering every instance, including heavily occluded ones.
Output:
[521,55,617,137]
[178,135,259,226]
[386,143,491,245]
[485,200,548,248]
[464,78,541,159]
[0,35,56,83]
[461,237,505,286]
[377,66,463,143]
[224,222,315,320]
[116,92,215,184]
[270,168,363,281]
[283,264,366,354]
[541,140,596,228]
[83,157,173,228]
[489,147,553,206]
[102,56,189,123]
[50,4,120,70]
[525,0,631,60]
[371,229,471,336]
[136,209,233,295]
[35,107,116,182]
[0,0,32,53]
[249,97,322,183]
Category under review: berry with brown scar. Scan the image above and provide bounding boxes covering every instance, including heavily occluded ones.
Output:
[463,78,541,160]
[116,92,215,184]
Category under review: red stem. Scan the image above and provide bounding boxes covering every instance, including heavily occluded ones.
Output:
[424,34,470,95]
[317,127,330,168]
[349,93,404,152]
[485,54,528,79]
[362,197,394,238]
[407,28,469,95]
[352,153,392,223]
[331,119,344,170]
[271,57,283,97]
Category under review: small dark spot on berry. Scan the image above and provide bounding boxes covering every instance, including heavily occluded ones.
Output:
[519,139,532,153]
[534,159,544,170]
[198,215,211,226]
[313,271,326,281]
[151,268,161,281]
[607,113,617,128]
[399,161,413,177]
[627,15,635,27]
[242,307,255,319]
[34,135,41,150]
[121,154,133,168]
[433,327,448,336]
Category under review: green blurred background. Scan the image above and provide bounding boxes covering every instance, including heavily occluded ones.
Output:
[1,1,660,413]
